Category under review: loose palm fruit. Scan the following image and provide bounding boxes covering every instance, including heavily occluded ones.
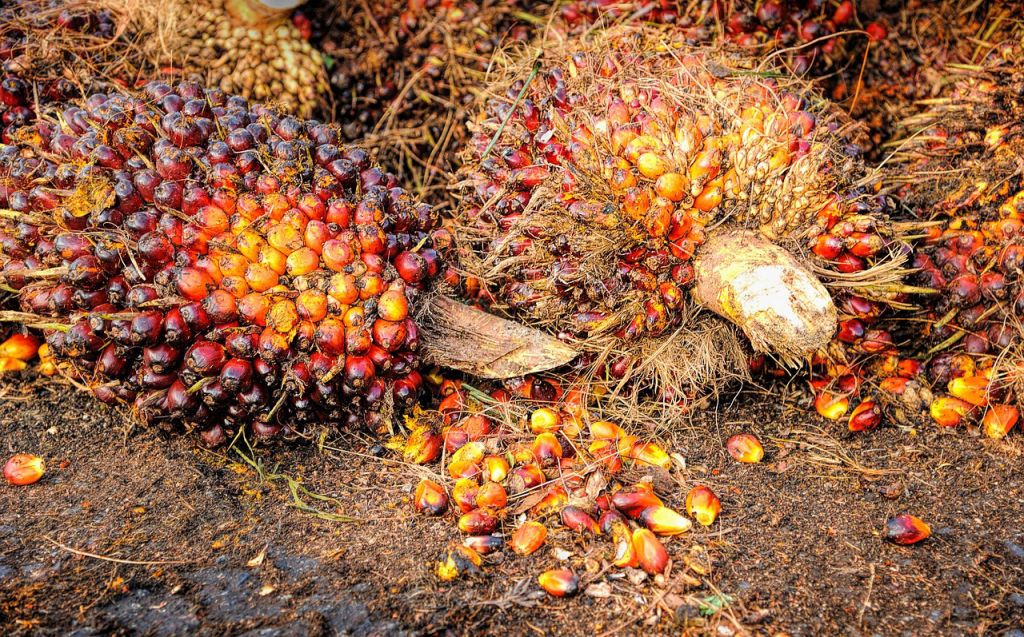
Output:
[632,528,669,575]
[475,482,507,510]
[982,404,1019,439]
[458,509,498,535]
[451,478,480,513]
[726,433,764,463]
[538,569,579,597]
[627,441,671,470]
[685,485,721,526]
[848,400,882,432]
[462,535,503,555]
[3,453,44,485]
[815,391,850,421]
[436,544,482,581]
[0,333,38,361]
[511,520,547,556]
[930,396,973,427]
[639,505,692,536]
[530,407,561,434]
[404,428,443,464]
[482,455,510,483]
[0,81,441,439]
[610,486,663,518]
[561,506,601,535]
[414,479,448,516]
[947,376,991,407]
[883,515,931,545]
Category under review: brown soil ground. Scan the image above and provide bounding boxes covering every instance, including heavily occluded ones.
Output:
[1,377,1023,636]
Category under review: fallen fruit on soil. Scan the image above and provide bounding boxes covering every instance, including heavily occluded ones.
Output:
[883,515,931,545]
[685,485,721,526]
[639,505,692,536]
[632,528,669,575]
[726,434,764,463]
[538,568,579,597]
[413,479,448,516]
[4,453,45,485]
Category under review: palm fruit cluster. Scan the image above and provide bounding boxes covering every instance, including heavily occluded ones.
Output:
[883,33,1024,439]
[404,374,722,587]
[452,25,904,407]
[0,80,444,442]
[180,0,328,118]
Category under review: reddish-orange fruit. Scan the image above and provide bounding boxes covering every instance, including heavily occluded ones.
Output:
[530,407,562,433]
[511,521,547,555]
[462,535,504,555]
[413,479,448,516]
[448,441,484,478]
[530,485,569,517]
[451,478,480,513]
[982,404,1019,439]
[404,428,442,464]
[639,505,692,536]
[538,569,579,597]
[610,486,663,517]
[561,506,601,534]
[590,420,623,440]
[475,482,508,510]
[458,509,498,535]
[436,544,482,581]
[685,485,721,526]
[610,521,639,568]
[628,441,671,469]
[632,528,669,575]
[0,333,39,361]
[815,391,850,420]
[883,515,931,545]
[0,358,27,372]
[947,376,991,407]
[930,396,973,427]
[848,400,882,432]
[508,463,546,493]
[726,433,764,463]
[3,453,45,486]
[482,455,510,482]
[532,432,563,465]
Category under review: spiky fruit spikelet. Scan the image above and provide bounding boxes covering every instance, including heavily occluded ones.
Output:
[0,81,444,443]
[180,0,328,118]
[451,25,905,408]
[884,31,1024,436]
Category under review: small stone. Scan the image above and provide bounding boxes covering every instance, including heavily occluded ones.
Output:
[584,581,612,598]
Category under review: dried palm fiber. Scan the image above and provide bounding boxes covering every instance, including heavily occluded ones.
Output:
[0,0,327,130]
[448,24,917,422]
[879,15,1024,438]
[0,80,445,444]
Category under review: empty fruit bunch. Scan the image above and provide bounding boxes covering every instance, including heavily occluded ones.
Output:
[452,25,911,413]
[0,81,443,443]
[885,29,1024,438]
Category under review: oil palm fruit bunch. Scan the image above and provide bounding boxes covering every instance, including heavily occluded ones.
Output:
[884,30,1024,438]
[0,80,444,443]
[452,25,910,408]
[405,374,700,582]
[180,0,328,118]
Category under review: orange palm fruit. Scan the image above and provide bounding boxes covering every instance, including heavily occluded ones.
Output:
[639,505,692,536]
[413,479,448,516]
[560,506,601,534]
[588,439,623,473]
[458,508,498,535]
[462,535,504,555]
[460,414,493,440]
[628,441,671,469]
[982,404,1019,439]
[0,333,39,361]
[436,545,482,581]
[590,420,623,440]
[538,569,579,597]
[947,376,990,407]
[451,478,480,513]
[482,455,510,483]
[511,521,547,555]
[403,428,442,464]
[848,400,882,432]
[508,463,546,494]
[632,528,669,575]
[532,432,563,465]
[3,453,44,486]
[531,485,569,517]
[610,486,663,518]
[530,407,562,433]
[448,441,484,478]
[726,433,764,463]
[685,485,721,526]
[883,515,931,545]
[610,521,639,568]
[475,482,508,509]
[815,391,850,420]
[930,396,973,427]
[0,358,27,372]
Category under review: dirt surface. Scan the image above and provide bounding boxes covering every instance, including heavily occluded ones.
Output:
[2,378,1023,636]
